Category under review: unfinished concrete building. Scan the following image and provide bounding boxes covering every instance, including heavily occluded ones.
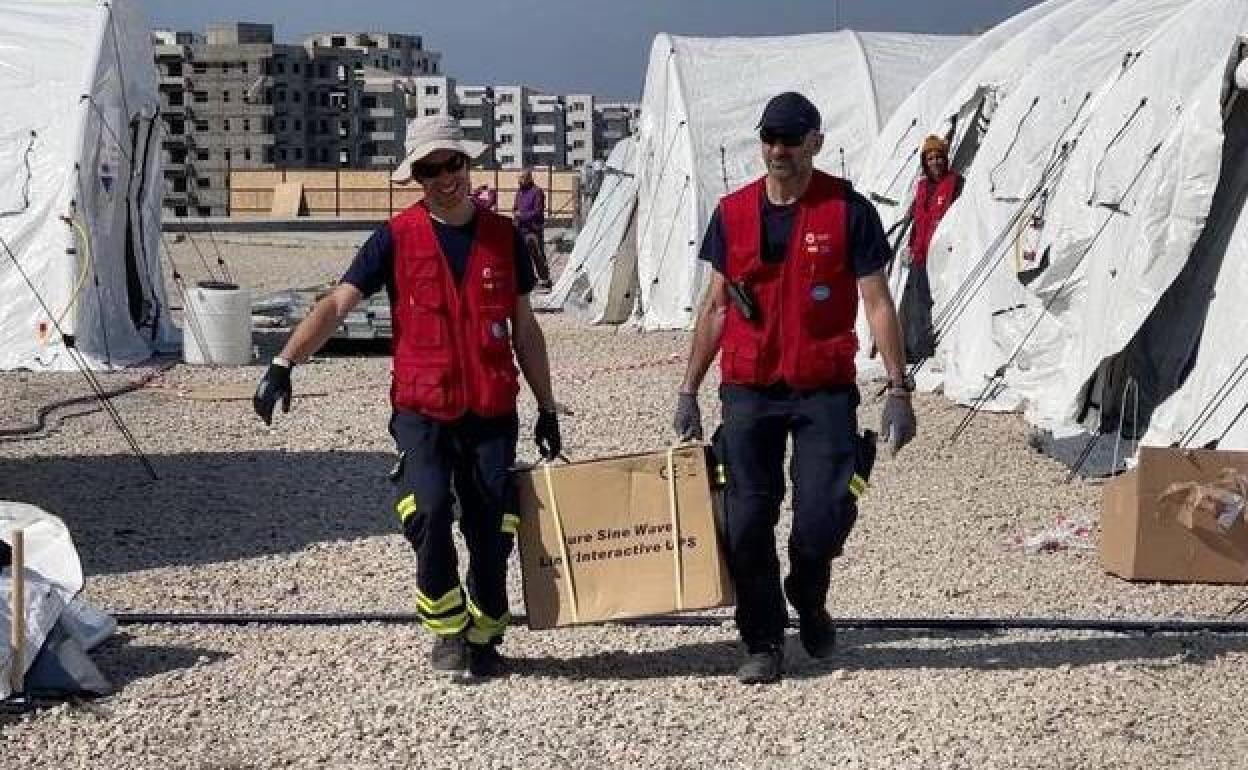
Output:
[152,23,440,217]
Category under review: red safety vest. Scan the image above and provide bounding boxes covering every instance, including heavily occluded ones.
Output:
[719,171,858,390]
[389,205,519,420]
[908,171,962,268]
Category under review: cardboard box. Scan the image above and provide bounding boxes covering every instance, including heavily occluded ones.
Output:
[1101,447,1248,583]
[515,446,734,629]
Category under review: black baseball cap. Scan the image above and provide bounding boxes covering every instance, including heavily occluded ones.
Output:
[758,91,821,135]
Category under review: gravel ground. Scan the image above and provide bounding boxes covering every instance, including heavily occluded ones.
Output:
[3,232,1248,768]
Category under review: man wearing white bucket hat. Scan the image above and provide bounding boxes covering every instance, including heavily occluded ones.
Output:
[254,114,561,680]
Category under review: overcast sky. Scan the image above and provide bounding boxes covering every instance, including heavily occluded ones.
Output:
[139,0,1045,100]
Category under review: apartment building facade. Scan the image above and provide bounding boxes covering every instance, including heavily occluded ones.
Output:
[597,102,642,160]
[153,23,440,217]
[405,78,636,170]
[153,22,637,216]
[565,94,595,168]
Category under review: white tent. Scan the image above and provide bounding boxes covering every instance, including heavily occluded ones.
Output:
[629,30,972,330]
[1140,106,1248,451]
[851,0,1116,372]
[858,0,1109,235]
[0,0,174,372]
[915,0,1248,451]
[535,136,640,323]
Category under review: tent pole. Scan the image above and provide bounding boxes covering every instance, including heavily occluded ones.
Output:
[8,529,24,697]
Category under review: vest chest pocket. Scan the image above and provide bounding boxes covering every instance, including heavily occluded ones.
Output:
[478,316,513,359]
[722,338,764,382]
[393,367,451,412]
[405,265,447,348]
[801,267,852,339]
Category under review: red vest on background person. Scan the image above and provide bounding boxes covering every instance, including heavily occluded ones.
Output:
[389,205,519,420]
[719,170,858,390]
[908,171,962,268]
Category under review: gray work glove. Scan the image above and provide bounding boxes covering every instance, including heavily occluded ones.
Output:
[672,392,703,442]
[880,393,917,456]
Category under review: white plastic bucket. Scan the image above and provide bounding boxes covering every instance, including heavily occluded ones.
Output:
[182,281,253,366]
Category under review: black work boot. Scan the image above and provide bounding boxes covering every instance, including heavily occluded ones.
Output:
[737,644,784,685]
[430,635,469,673]
[796,607,837,659]
[785,575,836,659]
[467,642,510,679]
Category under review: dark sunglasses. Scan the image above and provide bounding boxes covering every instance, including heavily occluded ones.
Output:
[412,153,467,180]
[759,128,808,147]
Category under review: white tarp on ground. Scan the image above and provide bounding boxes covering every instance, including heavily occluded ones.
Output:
[926,0,1212,419]
[0,0,174,371]
[2,502,113,701]
[536,136,640,323]
[630,30,972,330]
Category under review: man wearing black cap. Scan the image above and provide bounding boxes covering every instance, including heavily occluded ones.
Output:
[672,91,916,684]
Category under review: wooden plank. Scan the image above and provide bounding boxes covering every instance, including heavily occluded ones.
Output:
[270,182,306,217]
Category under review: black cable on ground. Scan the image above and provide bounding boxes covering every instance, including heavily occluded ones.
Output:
[0,360,174,441]
[110,611,1248,635]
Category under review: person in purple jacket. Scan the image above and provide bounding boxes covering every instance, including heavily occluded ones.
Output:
[512,169,552,290]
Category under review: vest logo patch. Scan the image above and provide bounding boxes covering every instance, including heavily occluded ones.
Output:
[805,232,834,255]
[490,321,509,339]
[811,284,831,302]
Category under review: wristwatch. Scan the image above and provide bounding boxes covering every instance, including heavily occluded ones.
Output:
[887,374,916,393]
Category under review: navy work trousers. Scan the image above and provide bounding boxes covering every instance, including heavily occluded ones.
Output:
[717,383,860,651]
[389,410,518,642]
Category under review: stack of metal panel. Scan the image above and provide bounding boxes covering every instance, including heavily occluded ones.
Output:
[278,286,394,341]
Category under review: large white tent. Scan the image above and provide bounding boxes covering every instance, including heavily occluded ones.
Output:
[857,0,1111,236]
[617,30,971,330]
[912,0,1248,452]
[0,0,174,372]
[535,136,640,323]
[851,0,1118,369]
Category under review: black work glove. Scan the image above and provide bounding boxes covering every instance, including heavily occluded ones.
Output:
[253,359,293,426]
[535,409,562,461]
[880,393,917,456]
[672,392,703,442]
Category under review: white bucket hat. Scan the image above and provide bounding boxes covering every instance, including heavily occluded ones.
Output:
[391,114,486,183]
